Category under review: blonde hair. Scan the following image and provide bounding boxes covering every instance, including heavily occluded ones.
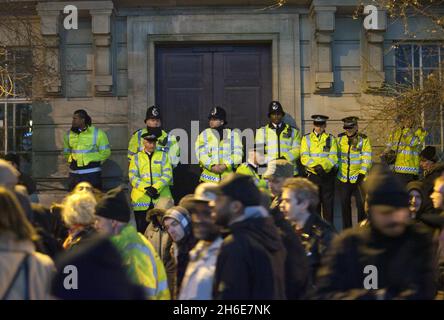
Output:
[0,186,38,241]
[62,192,97,228]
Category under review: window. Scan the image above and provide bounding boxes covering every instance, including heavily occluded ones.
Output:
[0,48,33,98]
[395,44,444,152]
[0,48,33,173]
[0,102,32,173]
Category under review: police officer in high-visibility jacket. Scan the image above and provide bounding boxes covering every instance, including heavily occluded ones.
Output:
[385,116,427,186]
[300,115,338,224]
[128,106,180,168]
[63,109,111,191]
[236,144,268,191]
[337,117,372,229]
[129,127,173,233]
[195,107,243,183]
[255,101,301,175]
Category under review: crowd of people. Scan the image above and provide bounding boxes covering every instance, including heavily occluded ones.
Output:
[1,100,444,300]
[0,153,444,300]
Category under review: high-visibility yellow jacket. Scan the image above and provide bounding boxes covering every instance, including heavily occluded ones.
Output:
[337,132,372,183]
[195,128,243,183]
[111,224,170,300]
[300,131,338,174]
[236,162,268,190]
[63,126,111,170]
[255,123,301,174]
[129,149,172,211]
[388,127,427,175]
[128,128,180,168]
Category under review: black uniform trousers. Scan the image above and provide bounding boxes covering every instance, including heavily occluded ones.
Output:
[307,171,335,224]
[68,171,102,191]
[134,210,150,234]
[339,181,366,229]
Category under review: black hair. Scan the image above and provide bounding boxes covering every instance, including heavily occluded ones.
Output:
[74,109,92,126]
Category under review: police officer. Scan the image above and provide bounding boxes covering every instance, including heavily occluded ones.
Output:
[195,107,243,183]
[128,105,180,168]
[236,143,268,191]
[337,117,372,229]
[129,127,173,233]
[255,101,301,175]
[300,115,338,224]
[385,115,427,186]
[63,109,111,191]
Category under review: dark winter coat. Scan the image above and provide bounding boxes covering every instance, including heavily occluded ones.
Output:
[270,197,310,299]
[315,223,436,300]
[213,207,286,300]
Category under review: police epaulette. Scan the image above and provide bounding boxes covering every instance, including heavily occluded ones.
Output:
[358,133,367,139]
[338,132,346,137]
[303,132,311,136]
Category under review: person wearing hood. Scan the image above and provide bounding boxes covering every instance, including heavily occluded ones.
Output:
[94,186,170,300]
[195,106,243,183]
[162,206,197,298]
[210,173,286,300]
[128,105,180,168]
[178,183,223,300]
[419,146,444,214]
[143,208,175,295]
[407,180,425,219]
[315,164,436,300]
[280,177,336,292]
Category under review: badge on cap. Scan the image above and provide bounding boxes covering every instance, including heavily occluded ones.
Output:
[211,107,217,116]
[152,108,159,117]
[272,103,279,111]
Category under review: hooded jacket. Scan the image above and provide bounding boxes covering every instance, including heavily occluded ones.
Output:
[213,206,286,300]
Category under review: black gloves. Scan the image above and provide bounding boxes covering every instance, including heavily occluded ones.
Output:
[145,186,159,199]
[314,165,325,177]
[357,174,366,184]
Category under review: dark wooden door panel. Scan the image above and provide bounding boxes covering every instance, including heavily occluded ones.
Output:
[156,44,271,203]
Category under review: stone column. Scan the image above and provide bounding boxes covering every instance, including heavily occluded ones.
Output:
[37,9,62,95]
[361,10,387,91]
[310,6,336,92]
[90,8,113,96]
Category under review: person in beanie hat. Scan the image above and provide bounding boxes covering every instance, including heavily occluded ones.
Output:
[419,146,444,215]
[51,236,145,300]
[94,186,170,300]
[195,106,243,183]
[162,206,197,298]
[255,101,302,176]
[128,105,180,168]
[315,164,436,300]
[210,173,286,299]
